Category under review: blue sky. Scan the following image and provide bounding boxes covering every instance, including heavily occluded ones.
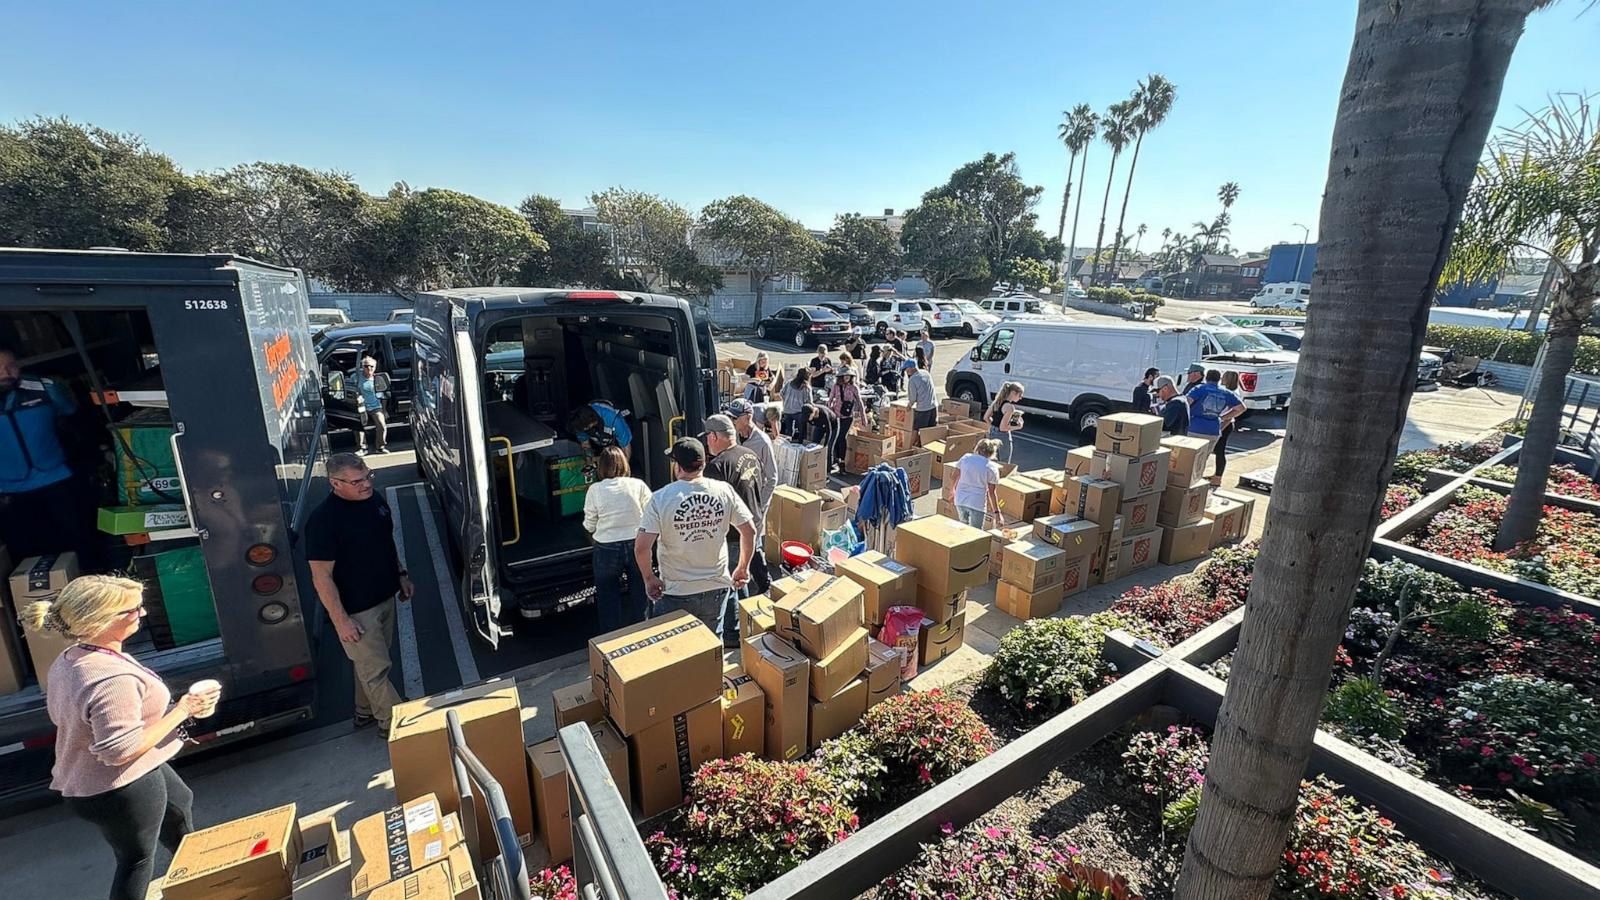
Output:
[1,1,1592,255]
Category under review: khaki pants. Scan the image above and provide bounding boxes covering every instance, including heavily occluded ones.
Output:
[358,410,388,451]
[343,597,402,726]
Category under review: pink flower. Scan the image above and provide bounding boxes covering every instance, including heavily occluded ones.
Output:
[1480,745,1495,757]
[918,764,933,784]
[1497,772,1514,783]
[939,821,954,835]
[984,826,1003,840]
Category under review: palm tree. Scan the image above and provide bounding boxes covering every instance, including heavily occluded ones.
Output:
[1134,223,1148,254]
[1057,104,1098,281]
[1176,1,1543,896]
[1216,181,1241,227]
[1108,75,1177,279]
[1089,99,1138,284]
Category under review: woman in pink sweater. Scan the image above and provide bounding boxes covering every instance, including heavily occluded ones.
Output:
[23,574,220,900]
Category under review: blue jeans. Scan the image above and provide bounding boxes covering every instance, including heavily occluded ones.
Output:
[654,587,736,636]
[592,540,647,633]
[956,504,986,529]
[989,425,1014,463]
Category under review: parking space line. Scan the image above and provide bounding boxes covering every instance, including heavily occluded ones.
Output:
[1013,431,1075,452]
[413,484,482,683]
[385,485,424,700]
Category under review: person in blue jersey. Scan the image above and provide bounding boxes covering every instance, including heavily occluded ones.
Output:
[569,400,633,453]
[1185,369,1246,485]
[0,343,96,563]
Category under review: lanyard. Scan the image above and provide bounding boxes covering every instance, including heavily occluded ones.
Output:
[74,643,161,681]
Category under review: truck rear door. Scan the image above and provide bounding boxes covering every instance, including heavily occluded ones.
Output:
[452,316,507,647]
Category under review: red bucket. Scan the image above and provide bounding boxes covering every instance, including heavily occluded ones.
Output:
[780,541,814,568]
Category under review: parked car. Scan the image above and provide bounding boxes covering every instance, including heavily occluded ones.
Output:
[1066,280,1089,300]
[816,300,875,336]
[756,305,852,348]
[1216,316,1445,387]
[1193,325,1299,410]
[388,308,414,322]
[314,321,416,432]
[1250,282,1311,309]
[978,293,1057,318]
[942,300,1000,338]
[307,307,350,333]
[863,297,958,337]
[945,320,1206,440]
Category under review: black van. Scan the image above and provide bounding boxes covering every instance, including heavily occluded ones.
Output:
[411,288,718,646]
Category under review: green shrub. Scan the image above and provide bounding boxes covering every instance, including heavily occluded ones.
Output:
[1322,677,1407,740]
[1433,594,1509,639]
[1123,725,1209,803]
[1198,543,1258,606]
[1086,285,1136,305]
[1251,307,1310,317]
[810,730,887,806]
[1425,323,1600,374]
[858,688,994,788]
[1161,786,1202,836]
[984,613,1130,717]
[1441,675,1600,799]
[1352,558,1467,617]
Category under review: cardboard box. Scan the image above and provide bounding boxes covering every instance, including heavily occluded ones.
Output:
[587,611,722,736]
[436,845,482,900]
[737,593,778,641]
[1158,481,1212,528]
[553,679,604,728]
[1204,495,1247,545]
[530,721,629,864]
[354,858,464,900]
[936,498,959,520]
[894,515,990,597]
[774,575,864,659]
[914,586,964,623]
[1064,445,1097,477]
[925,440,950,469]
[720,663,766,758]
[162,804,297,900]
[1094,448,1170,498]
[835,550,916,624]
[987,524,1030,578]
[11,553,78,693]
[942,428,982,462]
[889,447,935,498]
[864,639,901,708]
[846,431,896,474]
[768,570,820,602]
[886,401,916,433]
[918,610,967,666]
[1031,514,1099,557]
[1094,413,1163,458]
[389,682,534,854]
[1116,529,1159,576]
[1119,493,1160,536]
[628,698,722,817]
[1061,553,1090,598]
[1215,488,1258,538]
[290,861,351,900]
[1088,518,1124,586]
[1160,520,1216,565]
[818,488,849,536]
[941,398,981,420]
[887,426,916,454]
[96,503,189,535]
[742,633,810,761]
[808,678,868,750]
[350,795,464,894]
[1162,435,1214,488]
[1000,538,1067,592]
[1068,477,1122,530]
[809,627,868,700]
[917,424,949,448]
[995,579,1064,619]
[769,485,823,542]
[293,811,343,878]
[994,475,1051,523]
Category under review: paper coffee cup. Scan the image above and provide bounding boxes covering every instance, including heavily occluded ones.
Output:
[189,679,222,718]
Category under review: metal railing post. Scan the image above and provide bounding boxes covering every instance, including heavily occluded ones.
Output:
[445,710,532,900]
[557,722,669,900]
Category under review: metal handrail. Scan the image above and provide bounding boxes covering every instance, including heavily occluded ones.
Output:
[558,722,669,900]
[489,435,522,545]
[446,710,532,900]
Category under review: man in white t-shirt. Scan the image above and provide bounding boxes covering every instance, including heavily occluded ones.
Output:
[635,437,756,631]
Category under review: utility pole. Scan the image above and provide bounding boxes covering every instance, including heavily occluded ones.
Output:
[1291,222,1310,286]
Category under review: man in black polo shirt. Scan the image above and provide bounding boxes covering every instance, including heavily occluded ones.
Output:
[306,452,412,736]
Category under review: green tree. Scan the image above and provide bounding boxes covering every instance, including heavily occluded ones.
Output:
[807,214,902,296]
[1000,257,1052,290]
[1109,75,1177,279]
[1089,100,1138,284]
[660,244,725,299]
[1443,94,1600,550]
[1055,105,1099,273]
[923,152,1044,281]
[1216,181,1241,239]
[902,197,989,296]
[0,117,191,251]
[205,162,375,285]
[358,187,546,291]
[589,187,695,289]
[517,194,613,287]
[697,195,817,324]
[1177,1,1543,896]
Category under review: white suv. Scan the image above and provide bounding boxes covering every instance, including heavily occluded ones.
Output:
[863,297,960,337]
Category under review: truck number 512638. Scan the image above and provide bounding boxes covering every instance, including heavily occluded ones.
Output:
[184,299,228,310]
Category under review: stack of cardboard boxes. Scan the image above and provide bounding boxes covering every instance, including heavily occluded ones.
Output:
[774,572,870,752]
[1084,413,1170,579]
[3,551,77,695]
[1157,435,1216,564]
[775,439,829,492]
[892,515,990,668]
[764,485,848,565]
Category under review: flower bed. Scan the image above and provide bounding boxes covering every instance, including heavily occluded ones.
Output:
[1390,437,1507,491]
[1475,462,1600,502]
[1400,484,1600,597]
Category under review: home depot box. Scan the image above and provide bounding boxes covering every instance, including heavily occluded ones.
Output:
[994,475,1051,523]
[628,698,721,817]
[995,579,1064,620]
[889,447,935,498]
[587,611,722,735]
[1065,445,1097,477]
[915,586,965,623]
[846,431,897,474]
[836,551,917,624]
[1068,477,1122,530]
[0,544,23,695]
[1061,552,1090,598]
[553,679,604,728]
[918,610,967,666]
[530,721,629,864]
[865,639,901,708]
[1000,538,1068,592]
[768,485,823,541]
[894,515,990,597]
[162,803,298,900]
[886,401,916,433]
[1094,448,1170,498]
[737,593,778,641]
[774,575,865,659]
[1158,481,1212,528]
[941,398,982,420]
[1215,488,1258,537]
[1119,493,1160,535]
[720,663,766,758]
[810,627,868,700]
[888,426,917,454]
[809,677,868,750]
[1094,413,1163,458]
[388,682,533,854]
[1160,520,1216,565]
[1031,514,1099,557]
[1204,495,1248,545]
[742,633,810,761]
[11,553,77,692]
[1162,435,1213,488]
[350,795,464,894]
[1116,529,1159,576]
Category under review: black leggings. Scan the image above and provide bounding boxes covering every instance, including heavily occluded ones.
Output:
[67,763,194,900]
[1213,424,1233,477]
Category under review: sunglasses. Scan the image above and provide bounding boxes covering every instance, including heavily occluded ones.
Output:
[117,605,146,619]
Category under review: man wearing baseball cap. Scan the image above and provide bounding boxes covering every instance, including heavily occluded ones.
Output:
[704,414,769,634]
[726,398,776,528]
[1181,363,1206,395]
[635,437,755,631]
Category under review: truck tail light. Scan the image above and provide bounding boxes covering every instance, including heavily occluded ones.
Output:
[562,291,621,301]
[251,573,283,595]
[1240,372,1259,392]
[246,543,276,566]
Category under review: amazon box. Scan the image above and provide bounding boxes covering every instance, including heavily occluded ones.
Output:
[1216,488,1258,537]
[1065,445,1097,477]
[1094,448,1170,499]
[628,698,722,817]
[1031,514,1099,558]
[1119,493,1160,536]
[350,794,463,895]
[11,552,77,692]
[988,523,1030,578]
[529,721,629,864]
[809,627,868,700]
[743,633,810,761]
[890,448,935,498]
[1160,520,1216,565]
[894,515,990,597]
[1158,481,1212,528]
[1163,435,1213,488]
[865,639,901,708]
[1000,538,1067,592]
[993,475,1051,523]
[918,610,967,666]
[809,678,868,751]
[354,853,466,900]
[774,575,865,659]
[720,663,766,758]
[1069,477,1122,530]
[1204,495,1247,545]
[162,803,298,900]
[915,586,965,624]
[768,570,819,602]
[835,551,917,624]
[737,593,778,643]
[1095,413,1163,458]
[769,485,823,542]
[1117,529,1159,576]
[389,681,533,855]
[552,679,604,728]
[293,811,342,879]
[995,579,1063,620]
[586,611,722,736]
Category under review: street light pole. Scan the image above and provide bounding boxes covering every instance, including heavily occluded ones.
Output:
[1291,223,1310,286]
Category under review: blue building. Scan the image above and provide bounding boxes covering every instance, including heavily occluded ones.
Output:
[1264,243,1316,284]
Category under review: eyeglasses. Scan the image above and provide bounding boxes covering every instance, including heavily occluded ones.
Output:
[116,605,146,618]
[332,473,373,485]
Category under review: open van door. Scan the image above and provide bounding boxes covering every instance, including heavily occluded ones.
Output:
[452,319,508,647]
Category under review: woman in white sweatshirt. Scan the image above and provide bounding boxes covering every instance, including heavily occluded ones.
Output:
[582,445,654,631]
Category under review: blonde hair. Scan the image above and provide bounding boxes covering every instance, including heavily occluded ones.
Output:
[21,574,144,641]
[986,381,1024,423]
[975,438,1002,458]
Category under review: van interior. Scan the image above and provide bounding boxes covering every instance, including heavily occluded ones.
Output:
[477,312,686,568]
[0,309,218,690]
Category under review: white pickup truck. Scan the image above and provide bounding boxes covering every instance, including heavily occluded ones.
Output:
[1194,325,1298,410]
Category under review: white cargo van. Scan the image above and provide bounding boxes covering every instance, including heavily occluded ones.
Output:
[944,320,1206,439]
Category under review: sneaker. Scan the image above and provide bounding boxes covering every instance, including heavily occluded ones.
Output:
[356,447,368,456]
[377,446,390,454]
[353,712,376,729]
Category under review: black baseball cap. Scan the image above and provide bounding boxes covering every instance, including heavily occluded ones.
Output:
[670,437,706,468]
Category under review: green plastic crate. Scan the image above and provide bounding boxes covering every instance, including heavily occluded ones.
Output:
[135,546,218,646]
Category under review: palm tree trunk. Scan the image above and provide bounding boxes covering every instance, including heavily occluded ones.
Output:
[1176,2,1535,897]
[1068,145,1091,286]
[1055,150,1076,272]
[751,268,765,327]
[1090,152,1120,285]
[1495,266,1599,550]
[1108,133,1145,282]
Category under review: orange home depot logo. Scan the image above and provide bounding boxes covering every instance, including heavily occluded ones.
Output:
[1064,565,1080,591]
[1131,538,1150,565]
[909,472,923,494]
[1131,503,1148,527]
[1139,461,1158,489]
[1189,493,1205,515]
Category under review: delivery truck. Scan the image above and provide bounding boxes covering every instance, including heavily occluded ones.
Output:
[0,249,323,803]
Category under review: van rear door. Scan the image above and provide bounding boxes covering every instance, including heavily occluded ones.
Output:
[452,320,507,647]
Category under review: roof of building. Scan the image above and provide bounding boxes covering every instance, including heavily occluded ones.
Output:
[1200,253,1242,266]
